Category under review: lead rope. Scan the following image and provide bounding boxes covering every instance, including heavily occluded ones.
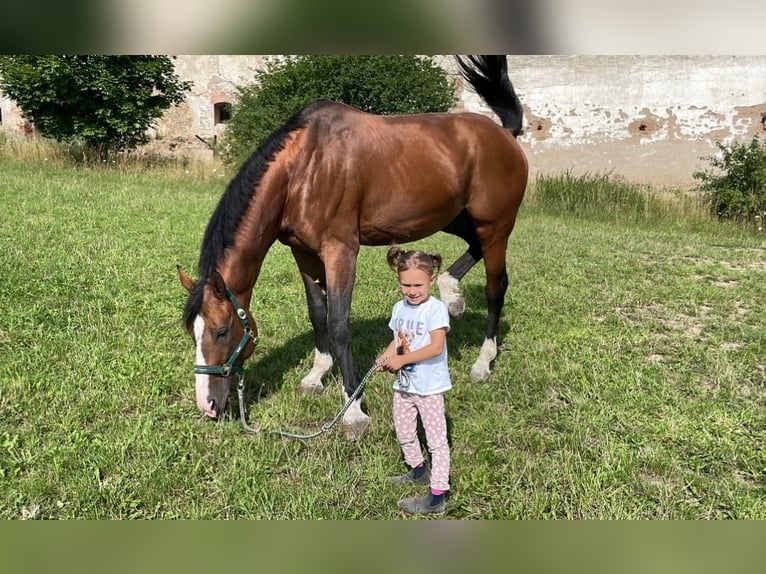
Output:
[237,374,260,434]
[236,358,389,443]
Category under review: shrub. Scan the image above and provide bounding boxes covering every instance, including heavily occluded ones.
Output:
[693,137,766,228]
[220,55,457,169]
[0,55,191,156]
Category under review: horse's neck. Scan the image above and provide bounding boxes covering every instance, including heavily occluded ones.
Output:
[220,256,262,308]
[219,181,286,305]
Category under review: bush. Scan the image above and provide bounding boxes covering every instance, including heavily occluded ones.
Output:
[0,55,190,156]
[220,55,457,169]
[693,137,766,229]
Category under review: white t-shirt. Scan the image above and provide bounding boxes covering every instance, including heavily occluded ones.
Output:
[387,296,451,395]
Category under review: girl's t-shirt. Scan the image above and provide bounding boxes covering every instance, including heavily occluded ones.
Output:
[387,296,451,395]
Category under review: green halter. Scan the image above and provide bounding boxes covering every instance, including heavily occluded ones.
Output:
[194,287,258,377]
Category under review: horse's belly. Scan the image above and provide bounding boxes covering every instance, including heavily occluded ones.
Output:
[359,210,459,245]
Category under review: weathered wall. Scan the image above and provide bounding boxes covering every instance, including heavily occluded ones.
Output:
[0,90,29,133]
[496,56,766,188]
[143,55,266,157]
[2,55,765,187]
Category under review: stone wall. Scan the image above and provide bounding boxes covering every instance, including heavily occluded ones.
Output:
[142,55,266,159]
[499,56,766,188]
[2,55,765,187]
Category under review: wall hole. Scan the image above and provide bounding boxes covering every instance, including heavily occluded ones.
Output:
[214,102,232,124]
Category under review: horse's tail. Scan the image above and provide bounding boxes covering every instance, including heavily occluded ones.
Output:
[455,55,524,138]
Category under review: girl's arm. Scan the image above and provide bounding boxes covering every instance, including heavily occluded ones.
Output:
[378,328,446,372]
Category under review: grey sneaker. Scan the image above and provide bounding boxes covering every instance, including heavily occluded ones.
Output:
[398,494,446,516]
[389,463,430,486]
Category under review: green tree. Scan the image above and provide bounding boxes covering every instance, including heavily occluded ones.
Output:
[0,55,191,154]
[221,55,457,169]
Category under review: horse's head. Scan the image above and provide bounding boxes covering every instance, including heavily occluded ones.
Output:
[178,267,258,419]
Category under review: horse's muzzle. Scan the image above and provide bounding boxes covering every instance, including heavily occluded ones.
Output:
[196,375,223,419]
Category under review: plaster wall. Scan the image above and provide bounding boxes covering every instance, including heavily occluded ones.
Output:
[2,55,765,187]
[452,56,766,187]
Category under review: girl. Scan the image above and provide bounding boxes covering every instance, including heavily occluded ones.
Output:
[376,245,452,516]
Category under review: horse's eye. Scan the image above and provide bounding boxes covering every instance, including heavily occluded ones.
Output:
[214,327,228,341]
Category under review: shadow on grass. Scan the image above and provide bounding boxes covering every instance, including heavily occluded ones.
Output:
[234,282,512,416]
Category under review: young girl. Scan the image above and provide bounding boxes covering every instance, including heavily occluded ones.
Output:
[376,245,452,516]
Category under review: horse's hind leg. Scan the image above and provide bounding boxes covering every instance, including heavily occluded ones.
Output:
[440,212,483,318]
[292,248,333,395]
[438,251,478,318]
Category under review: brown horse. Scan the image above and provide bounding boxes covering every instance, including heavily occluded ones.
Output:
[178,55,528,439]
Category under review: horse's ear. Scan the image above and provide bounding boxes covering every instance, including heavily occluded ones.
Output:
[208,270,228,300]
[177,265,195,292]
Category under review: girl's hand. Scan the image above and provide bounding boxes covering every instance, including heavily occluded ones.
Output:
[383,355,408,372]
[375,355,389,372]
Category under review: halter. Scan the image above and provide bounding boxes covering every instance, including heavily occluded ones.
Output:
[194,287,259,378]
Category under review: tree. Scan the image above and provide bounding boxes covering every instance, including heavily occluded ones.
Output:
[221,55,457,169]
[0,55,191,154]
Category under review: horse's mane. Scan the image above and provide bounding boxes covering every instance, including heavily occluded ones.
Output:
[183,105,312,330]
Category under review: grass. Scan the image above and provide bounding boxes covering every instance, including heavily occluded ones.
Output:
[1,150,765,519]
[528,171,712,228]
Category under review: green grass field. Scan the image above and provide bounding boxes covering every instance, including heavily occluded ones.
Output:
[1,155,765,519]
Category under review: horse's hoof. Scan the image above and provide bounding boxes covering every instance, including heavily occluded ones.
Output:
[342,413,370,440]
[469,362,491,381]
[298,381,325,396]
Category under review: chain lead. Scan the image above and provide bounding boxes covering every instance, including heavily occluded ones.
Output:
[237,375,259,433]
[236,360,388,442]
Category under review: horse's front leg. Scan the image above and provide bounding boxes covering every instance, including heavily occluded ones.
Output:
[324,247,369,440]
[293,249,333,395]
[471,240,509,381]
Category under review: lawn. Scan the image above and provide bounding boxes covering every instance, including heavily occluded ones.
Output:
[1,157,764,519]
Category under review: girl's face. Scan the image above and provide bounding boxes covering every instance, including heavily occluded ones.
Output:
[398,267,435,306]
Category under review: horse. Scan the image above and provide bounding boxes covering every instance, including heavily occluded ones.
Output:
[178,55,528,439]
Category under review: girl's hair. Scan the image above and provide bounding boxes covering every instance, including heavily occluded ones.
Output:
[386,245,443,277]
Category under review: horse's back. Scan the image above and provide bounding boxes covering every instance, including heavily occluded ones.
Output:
[299,100,525,188]
[283,100,527,246]
[302,100,517,148]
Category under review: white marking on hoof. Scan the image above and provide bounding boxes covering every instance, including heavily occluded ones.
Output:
[342,397,370,440]
[299,349,332,395]
[470,338,497,381]
[437,272,465,318]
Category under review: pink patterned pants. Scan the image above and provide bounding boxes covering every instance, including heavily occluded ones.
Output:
[393,390,450,492]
